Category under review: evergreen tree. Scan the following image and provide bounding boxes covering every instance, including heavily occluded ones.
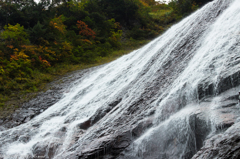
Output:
[28,21,47,44]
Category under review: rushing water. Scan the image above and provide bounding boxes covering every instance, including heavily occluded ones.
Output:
[1,0,240,158]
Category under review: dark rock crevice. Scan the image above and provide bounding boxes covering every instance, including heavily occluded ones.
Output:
[197,71,240,101]
[192,122,240,159]
[77,117,154,159]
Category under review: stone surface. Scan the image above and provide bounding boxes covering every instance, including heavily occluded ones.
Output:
[1,0,240,158]
[192,122,240,159]
[0,66,100,130]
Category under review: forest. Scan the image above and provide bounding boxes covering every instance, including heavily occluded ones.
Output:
[0,0,212,107]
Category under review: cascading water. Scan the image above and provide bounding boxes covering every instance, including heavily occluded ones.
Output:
[1,0,240,158]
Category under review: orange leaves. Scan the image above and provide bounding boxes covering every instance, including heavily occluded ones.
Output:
[76,20,96,39]
[33,46,55,66]
[10,55,18,61]
[76,20,96,47]
[7,45,14,49]
[8,45,53,68]
[39,56,51,67]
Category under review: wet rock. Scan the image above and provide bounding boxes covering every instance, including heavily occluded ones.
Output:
[217,71,240,95]
[32,144,49,159]
[78,98,124,130]
[24,117,31,123]
[0,67,100,130]
[193,122,240,159]
[79,120,91,130]
[131,117,153,137]
[109,98,122,107]
[0,126,5,131]
[77,116,154,159]
[79,132,132,159]
[19,135,31,143]
[1,1,239,158]
[60,126,67,132]
[198,83,215,101]
[198,71,240,101]
[189,112,211,150]
[32,142,61,159]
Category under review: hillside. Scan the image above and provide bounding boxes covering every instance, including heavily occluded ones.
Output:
[2,0,240,159]
[0,0,210,112]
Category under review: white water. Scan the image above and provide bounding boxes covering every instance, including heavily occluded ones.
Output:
[122,0,240,158]
[1,0,240,158]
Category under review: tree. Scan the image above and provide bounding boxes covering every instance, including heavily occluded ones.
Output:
[0,2,25,26]
[47,15,67,43]
[194,0,212,6]
[49,15,67,35]
[140,0,156,6]
[1,23,29,47]
[168,0,199,16]
[94,0,139,25]
[76,20,96,40]
[28,21,47,44]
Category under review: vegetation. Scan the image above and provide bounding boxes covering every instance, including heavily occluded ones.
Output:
[0,0,212,109]
[168,0,213,18]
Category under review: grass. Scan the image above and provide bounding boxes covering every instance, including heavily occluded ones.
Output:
[149,8,173,19]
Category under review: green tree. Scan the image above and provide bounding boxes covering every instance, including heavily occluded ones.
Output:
[168,0,212,17]
[28,21,47,44]
[1,23,29,47]
[93,0,139,25]
[0,2,25,26]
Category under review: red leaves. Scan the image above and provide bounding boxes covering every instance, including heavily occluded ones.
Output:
[76,20,96,39]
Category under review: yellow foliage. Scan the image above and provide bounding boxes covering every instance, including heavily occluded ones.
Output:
[49,15,66,34]
[41,60,51,67]
[18,51,29,59]
[62,41,73,52]
[10,48,30,62]
[140,1,149,7]
[81,39,92,44]
[1,23,29,46]
[0,66,5,75]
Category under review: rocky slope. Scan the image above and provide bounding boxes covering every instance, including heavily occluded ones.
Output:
[0,66,101,130]
[0,0,240,159]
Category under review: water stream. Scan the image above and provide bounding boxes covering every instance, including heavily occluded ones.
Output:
[1,0,240,158]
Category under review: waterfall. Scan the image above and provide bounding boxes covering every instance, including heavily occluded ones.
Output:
[1,0,240,158]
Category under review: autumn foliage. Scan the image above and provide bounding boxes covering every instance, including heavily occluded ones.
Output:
[76,20,96,39]
[0,0,203,106]
[49,16,67,35]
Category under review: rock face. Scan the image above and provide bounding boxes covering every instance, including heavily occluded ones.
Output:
[0,67,99,130]
[1,0,240,159]
[192,122,240,159]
